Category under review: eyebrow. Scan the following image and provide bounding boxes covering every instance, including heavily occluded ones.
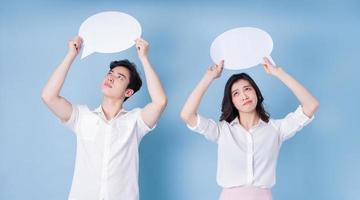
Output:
[231,89,239,94]
[117,72,127,79]
[231,85,252,93]
[110,70,127,79]
[243,85,251,88]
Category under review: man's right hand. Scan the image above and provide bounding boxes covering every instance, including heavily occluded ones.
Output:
[68,36,83,57]
[41,36,82,122]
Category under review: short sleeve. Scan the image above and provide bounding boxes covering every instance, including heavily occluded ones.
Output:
[133,108,156,139]
[61,104,87,135]
[271,105,314,141]
[186,114,220,142]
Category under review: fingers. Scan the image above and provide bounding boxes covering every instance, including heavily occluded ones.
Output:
[215,60,224,73]
[74,41,81,52]
[262,57,270,73]
[69,36,83,53]
[135,38,149,49]
[135,38,149,58]
[218,59,225,68]
[262,57,275,74]
[263,65,270,73]
[135,42,141,50]
[70,36,82,45]
[74,36,83,43]
[135,38,141,48]
[135,37,148,44]
[263,57,274,66]
[209,61,224,74]
[208,64,215,71]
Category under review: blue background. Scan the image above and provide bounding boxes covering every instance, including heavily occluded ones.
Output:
[1,0,359,199]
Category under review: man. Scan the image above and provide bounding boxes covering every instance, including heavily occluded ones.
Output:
[41,36,167,200]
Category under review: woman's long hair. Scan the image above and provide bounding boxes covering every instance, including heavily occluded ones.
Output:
[220,73,270,123]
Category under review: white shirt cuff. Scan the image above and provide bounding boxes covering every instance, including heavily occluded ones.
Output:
[295,105,315,126]
[186,114,200,130]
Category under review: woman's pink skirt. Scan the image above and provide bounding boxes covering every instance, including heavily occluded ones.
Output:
[219,186,272,200]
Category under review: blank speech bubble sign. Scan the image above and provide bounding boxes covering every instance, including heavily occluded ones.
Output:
[210,27,274,70]
[79,11,142,59]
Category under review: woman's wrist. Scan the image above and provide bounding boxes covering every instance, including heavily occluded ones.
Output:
[273,67,285,78]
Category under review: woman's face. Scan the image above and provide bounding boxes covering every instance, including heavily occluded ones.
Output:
[230,79,258,114]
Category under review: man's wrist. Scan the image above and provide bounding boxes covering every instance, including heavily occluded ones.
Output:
[66,51,77,58]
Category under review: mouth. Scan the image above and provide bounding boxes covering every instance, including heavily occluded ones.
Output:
[104,82,113,88]
[242,100,252,106]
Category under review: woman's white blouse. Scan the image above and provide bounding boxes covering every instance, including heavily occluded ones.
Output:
[187,105,314,188]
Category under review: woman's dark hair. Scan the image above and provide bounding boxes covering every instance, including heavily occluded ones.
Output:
[109,59,142,102]
[220,73,269,123]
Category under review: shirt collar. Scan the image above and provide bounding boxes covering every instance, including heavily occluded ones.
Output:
[93,105,103,113]
[93,105,127,119]
[230,117,267,127]
[229,117,239,126]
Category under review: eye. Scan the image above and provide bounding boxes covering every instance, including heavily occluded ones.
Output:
[117,75,124,80]
[245,87,252,91]
[233,92,238,96]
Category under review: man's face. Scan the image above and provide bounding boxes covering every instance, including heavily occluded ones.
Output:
[101,66,133,100]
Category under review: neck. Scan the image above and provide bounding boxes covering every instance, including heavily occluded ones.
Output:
[101,96,123,121]
[238,111,260,131]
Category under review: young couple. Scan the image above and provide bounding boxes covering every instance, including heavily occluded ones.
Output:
[42,36,319,200]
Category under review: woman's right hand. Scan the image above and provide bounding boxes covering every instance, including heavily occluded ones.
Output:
[205,60,224,80]
[68,36,83,57]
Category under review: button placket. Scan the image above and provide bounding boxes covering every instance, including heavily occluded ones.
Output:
[245,131,254,185]
[99,124,111,199]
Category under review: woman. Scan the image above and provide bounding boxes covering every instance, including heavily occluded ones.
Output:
[180,58,319,200]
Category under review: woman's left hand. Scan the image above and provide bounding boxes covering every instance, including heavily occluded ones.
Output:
[263,57,281,76]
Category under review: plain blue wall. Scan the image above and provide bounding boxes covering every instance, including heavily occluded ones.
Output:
[1,0,359,199]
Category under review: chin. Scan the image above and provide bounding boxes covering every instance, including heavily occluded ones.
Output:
[103,92,124,100]
[101,87,108,94]
[101,88,113,97]
[239,106,256,113]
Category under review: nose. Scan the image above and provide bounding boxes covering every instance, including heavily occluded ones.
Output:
[107,75,114,83]
[240,92,248,101]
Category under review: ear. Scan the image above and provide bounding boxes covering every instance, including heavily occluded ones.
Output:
[124,88,134,98]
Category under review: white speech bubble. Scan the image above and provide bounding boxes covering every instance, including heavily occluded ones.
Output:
[210,27,275,70]
[79,11,142,59]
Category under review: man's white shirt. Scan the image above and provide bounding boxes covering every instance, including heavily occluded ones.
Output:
[63,105,154,200]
